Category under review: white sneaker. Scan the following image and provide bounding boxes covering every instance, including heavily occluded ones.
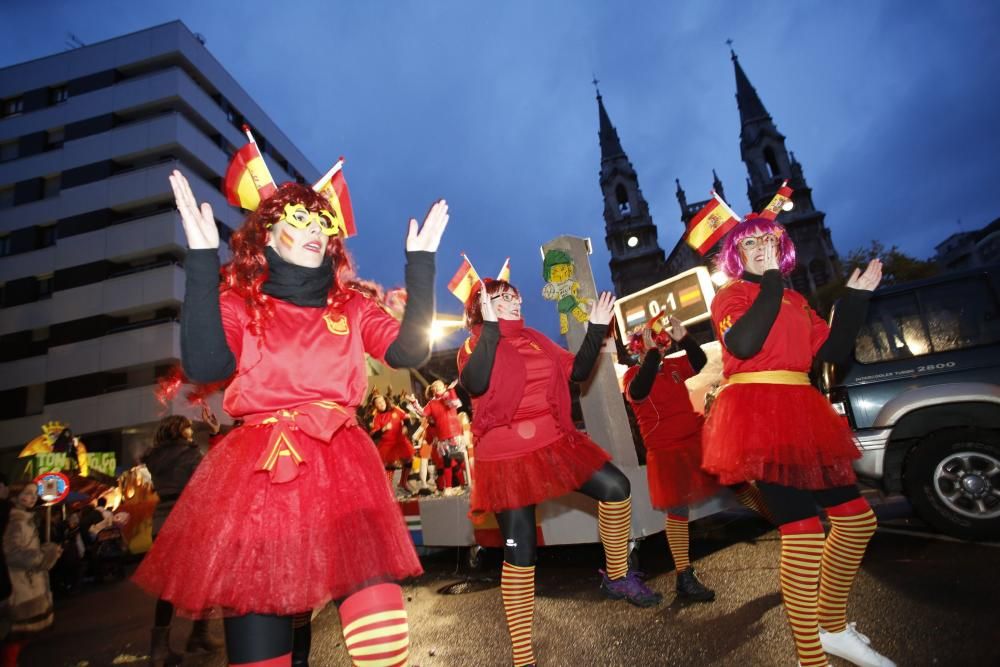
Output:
[819,623,896,667]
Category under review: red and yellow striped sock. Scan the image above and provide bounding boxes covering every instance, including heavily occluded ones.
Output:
[733,483,774,523]
[665,514,690,572]
[819,498,877,634]
[779,518,828,667]
[339,583,409,667]
[501,562,536,667]
[598,498,631,580]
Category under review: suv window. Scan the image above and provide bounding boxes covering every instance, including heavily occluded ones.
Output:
[855,274,1000,363]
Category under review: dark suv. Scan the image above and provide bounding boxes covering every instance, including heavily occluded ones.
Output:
[823,264,1000,540]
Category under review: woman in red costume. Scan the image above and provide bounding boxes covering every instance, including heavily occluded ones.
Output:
[702,215,893,667]
[621,317,771,605]
[133,169,449,667]
[458,279,660,667]
[370,394,414,492]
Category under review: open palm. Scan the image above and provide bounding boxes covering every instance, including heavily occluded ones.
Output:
[169,170,218,250]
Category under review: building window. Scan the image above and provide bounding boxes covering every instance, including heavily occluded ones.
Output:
[37,225,57,248]
[0,140,17,162]
[791,267,809,294]
[47,127,65,150]
[0,186,13,210]
[615,184,631,216]
[763,146,780,180]
[37,275,54,299]
[0,235,10,256]
[44,174,61,198]
[2,97,23,118]
[809,258,830,289]
[50,86,69,105]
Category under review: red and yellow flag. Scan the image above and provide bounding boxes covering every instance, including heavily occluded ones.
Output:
[686,192,740,255]
[313,159,358,237]
[759,181,794,220]
[496,257,511,282]
[448,256,481,303]
[223,141,277,211]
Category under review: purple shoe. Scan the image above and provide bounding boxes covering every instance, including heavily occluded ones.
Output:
[599,569,663,608]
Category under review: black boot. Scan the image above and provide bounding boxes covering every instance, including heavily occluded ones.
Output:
[675,568,715,602]
[149,626,183,667]
[292,618,312,667]
[185,618,224,652]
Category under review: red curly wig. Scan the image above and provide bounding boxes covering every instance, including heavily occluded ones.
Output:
[464,278,520,327]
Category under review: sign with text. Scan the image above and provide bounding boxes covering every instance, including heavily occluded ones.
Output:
[614,266,716,341]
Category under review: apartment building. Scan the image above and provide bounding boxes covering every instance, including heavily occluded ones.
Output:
[0,21,318,465]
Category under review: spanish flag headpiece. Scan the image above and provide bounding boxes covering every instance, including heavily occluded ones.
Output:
[222,126,357,237]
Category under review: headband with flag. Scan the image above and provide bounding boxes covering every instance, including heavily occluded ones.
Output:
[685,191,740,255]
[222,126,278,211]
[496,257,511,282]
[758,180,794,220]
[448,254,481,303]
[312,158,358,237]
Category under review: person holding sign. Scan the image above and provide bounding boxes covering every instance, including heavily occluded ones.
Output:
[703,215,892,667]
[134,156,449,667]
[458,278,660,667]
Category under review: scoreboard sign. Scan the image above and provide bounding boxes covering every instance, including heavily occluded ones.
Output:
[614,266,716,340]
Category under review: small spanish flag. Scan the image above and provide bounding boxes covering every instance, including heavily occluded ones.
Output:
[759,181,794,220]
[496,257,511,282]
[686,192,740,255]
[448,255,481,303]
[313,159,358,237]
[222,128,277,211]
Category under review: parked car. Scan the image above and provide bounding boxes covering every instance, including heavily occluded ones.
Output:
[822,264,1000,540]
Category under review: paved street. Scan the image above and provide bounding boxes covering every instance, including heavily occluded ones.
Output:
[23,497,1000,667]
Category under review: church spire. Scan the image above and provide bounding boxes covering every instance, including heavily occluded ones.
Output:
[596,88,625,162]
[732,49,771,129]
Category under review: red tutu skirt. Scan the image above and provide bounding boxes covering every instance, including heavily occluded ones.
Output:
[378,438,412,466]
[702,383,859,490]
[646,435,720,510]
[133,424,422,617]
[470,431,611,513]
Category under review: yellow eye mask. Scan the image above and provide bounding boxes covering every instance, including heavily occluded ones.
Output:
[273,203,346,237]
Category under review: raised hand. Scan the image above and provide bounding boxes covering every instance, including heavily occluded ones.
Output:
[406,199,449,252]
[666,315,687,342]
[479,282,498,322]
[761,241,780,272]
[589,291,617,326]
[845,258,883,292]
[169,170,218,250]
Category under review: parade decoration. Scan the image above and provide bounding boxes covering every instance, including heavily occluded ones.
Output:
[541,249,591,334]
[497,257,511,282]
[312,158,357,237]
[448,254,481,303]
[35,471,70,505]
[223,126,277,210]
[759,180,795,220]
[685,191,740,256]
[18,420,68,457]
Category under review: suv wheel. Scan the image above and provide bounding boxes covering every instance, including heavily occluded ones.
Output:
[904,427,1000,541]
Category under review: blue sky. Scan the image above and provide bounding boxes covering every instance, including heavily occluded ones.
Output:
[3,1,998,341]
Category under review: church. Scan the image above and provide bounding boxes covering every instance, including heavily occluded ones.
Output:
[598,50,842,300]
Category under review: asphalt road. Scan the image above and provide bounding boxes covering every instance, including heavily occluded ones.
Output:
[22,498,1000,666]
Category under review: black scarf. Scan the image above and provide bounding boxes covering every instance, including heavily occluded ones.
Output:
[262,246,334,307]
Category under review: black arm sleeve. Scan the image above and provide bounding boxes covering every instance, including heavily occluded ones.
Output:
[815,288,872,364]
[181,250,236,383]
[723,270,784,359]
[384,251,436,368]
[458,322,500,396]
[570,323,610,382]
[678,335,708,373]
[627,348,662,401]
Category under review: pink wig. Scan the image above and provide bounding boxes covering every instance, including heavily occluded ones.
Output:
[715,215,797,279]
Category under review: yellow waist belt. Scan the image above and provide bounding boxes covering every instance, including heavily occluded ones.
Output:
[727,370,810,385]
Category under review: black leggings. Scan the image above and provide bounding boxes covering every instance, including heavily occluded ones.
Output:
[223,614,292,664]
[755,482,862,526]
[496,462,630,567]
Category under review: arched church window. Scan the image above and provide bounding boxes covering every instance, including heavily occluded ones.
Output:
[763,146,780,180]
[615,184,631,216]
[791,267,810,293]
[809,258,830,288]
